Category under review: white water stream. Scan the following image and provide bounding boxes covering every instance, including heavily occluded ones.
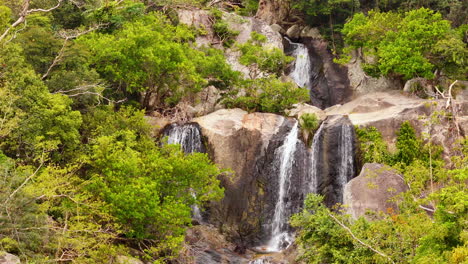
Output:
[285,37,311,89]
[266,122,299,251]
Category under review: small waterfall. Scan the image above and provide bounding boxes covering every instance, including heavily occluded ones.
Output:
[307,122,325,194]
[337,124,354,202]
[163,123,205,222]
[249,258,272,264]
[267,121,299,251]
[163,123,205,154]
[285,37,311,89]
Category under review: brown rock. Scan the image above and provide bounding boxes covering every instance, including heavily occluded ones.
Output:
[343,163,408,219]
[255,0,290,25]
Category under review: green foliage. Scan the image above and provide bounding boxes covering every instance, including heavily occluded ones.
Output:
[395,121,422,165]
[223,77,309,114]
[300,113,320,146]
[80,12,237,110]
[294,124,467,264]
[211,9,239,48]
[237,32,294,78]
[0,43,82,162]
[356,126,391,164]
[236,0,259,16]
[0,5,11,32]
[342,8,466,80]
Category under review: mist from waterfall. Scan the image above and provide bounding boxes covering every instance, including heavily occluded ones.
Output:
[267,121,299,252]
[164,123,205,222]
[285,37,311,89]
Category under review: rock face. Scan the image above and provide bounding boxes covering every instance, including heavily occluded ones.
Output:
[177,8,283,79]
[312,115,358,206]
[346,56,401,95]
[115,256,144,264]
[194,109,285,244]
[285,38,352,109]
[326,91,463,158]
[343,163,408,219]
[255,0,290,25]
[0,253,20,264]
[224,13,283,78]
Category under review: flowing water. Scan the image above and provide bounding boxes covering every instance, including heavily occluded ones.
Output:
[267,122,299,252]
[307,122,325,194]
[285,37,311,89]
[164,123,205,154]
[164,123,205,222]
[337,124,354,202]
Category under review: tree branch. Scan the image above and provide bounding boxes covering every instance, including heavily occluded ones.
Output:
[0,0,63,43]
[327,212,395,264]
[3,154,45,206]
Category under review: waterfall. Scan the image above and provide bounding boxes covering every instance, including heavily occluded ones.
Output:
[307,122,325,194]
[337,124,354,202]
[285,37,311,89]
[163,123,205,222]
[249,258,272,264]
[163,123,205,154]
[267,121,299,252]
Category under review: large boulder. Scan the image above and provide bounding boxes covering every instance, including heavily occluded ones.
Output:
[0,252,20,264]
[194,109,305,245]
[326,91,465,161]
[343,163,408,219]
[194,109,283,242]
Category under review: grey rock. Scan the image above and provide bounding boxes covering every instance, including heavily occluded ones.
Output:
[270,24,285,34]
[300,26,322,39]
[344,163,408,219]
[0,252,20,264]
[285,25,302,39]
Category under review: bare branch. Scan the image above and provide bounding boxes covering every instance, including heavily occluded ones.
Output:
[53,84,127,105]
[3,154,45,206]
[0,0,63,43]
[327,212,395,264]
[42,23,109,80]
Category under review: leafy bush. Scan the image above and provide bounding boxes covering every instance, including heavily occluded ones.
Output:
[355,126,391,164]
[211,9,239,48]
[342,8,467,80]
[223,77,309,114]
[300,113,320,146]
[237,31,293,78]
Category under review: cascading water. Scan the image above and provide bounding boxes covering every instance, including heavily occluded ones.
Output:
[307,122,325,194]
[163,123,205,222]
[163,123,205,154]
[337,123,354,202]
[267,121,299,252]
[285,38,311,89]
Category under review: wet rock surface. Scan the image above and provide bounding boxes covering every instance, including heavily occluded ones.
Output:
[311,115,357,206]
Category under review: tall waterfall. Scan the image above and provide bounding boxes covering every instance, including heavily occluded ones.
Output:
[285,38,311,89]
[267,122,299,251]
[163,123,205,222]
[307,122,325,194]
[163,123,205,154]
[337,124,355,202]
